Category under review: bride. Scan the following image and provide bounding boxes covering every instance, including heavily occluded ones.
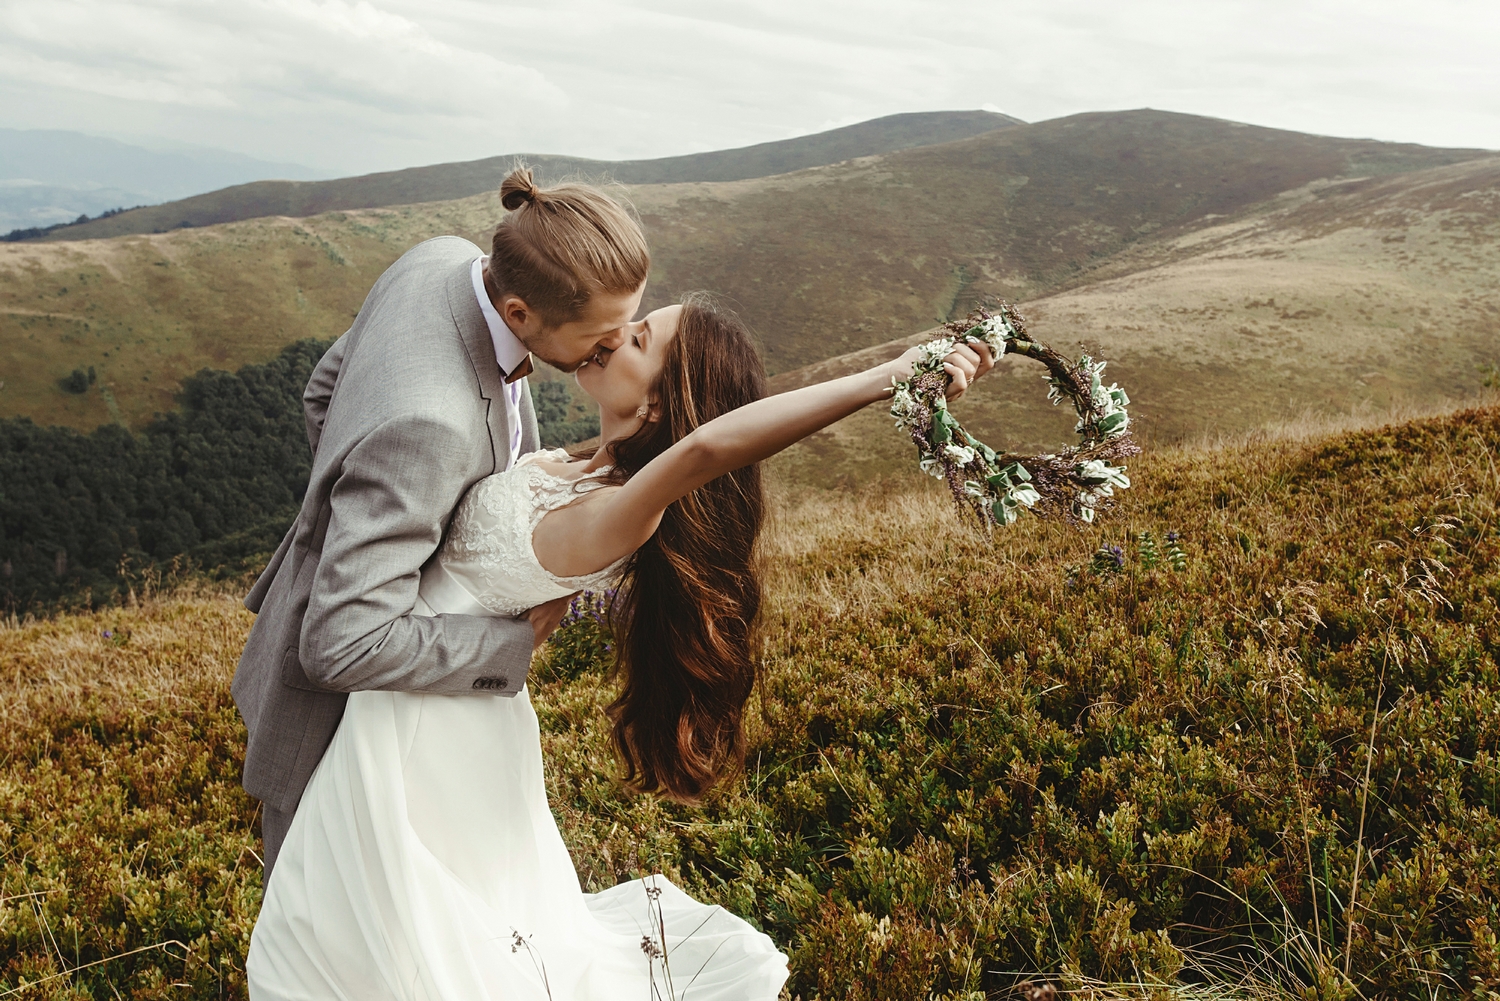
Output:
[246,295,993,998]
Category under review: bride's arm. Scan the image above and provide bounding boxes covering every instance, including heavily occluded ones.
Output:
[537,341,990,573]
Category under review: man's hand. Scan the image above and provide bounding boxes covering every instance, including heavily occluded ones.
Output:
[942,338,997,401]
[526,593,576,650]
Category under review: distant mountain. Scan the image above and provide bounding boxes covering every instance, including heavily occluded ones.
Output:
[3,109,1493,443]
[32,110,1023,241]
[0,129,328,233]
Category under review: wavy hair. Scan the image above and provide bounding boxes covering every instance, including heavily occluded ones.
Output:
[598,294,767,802]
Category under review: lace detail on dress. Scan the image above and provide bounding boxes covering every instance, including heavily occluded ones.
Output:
[432,449,628,617]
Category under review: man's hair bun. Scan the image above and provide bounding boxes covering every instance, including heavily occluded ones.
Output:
[500,166,541,211]
[488,166,649,326]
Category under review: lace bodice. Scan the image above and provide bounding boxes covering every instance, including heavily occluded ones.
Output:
[417,449,626,617]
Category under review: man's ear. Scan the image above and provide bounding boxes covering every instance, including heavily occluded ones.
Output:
[499,295,533,332]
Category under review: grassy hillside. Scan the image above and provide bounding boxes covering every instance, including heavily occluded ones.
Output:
[632,110,1489,373]
[32,111,1022,241]
[765,154,1500,485]
[1,111,1491,438]
[4,405,1500,998]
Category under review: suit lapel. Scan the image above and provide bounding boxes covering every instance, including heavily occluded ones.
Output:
[445,258,509,475]
[517,379,539,455]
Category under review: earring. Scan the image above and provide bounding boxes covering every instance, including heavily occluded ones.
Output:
[636,405,649,418]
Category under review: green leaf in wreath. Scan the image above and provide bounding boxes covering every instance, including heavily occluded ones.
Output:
[1098,411,1128,434]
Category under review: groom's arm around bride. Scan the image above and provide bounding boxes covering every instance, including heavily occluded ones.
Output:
[231,169,651,877]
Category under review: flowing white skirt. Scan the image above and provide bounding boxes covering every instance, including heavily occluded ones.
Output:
[246,686,787,1000]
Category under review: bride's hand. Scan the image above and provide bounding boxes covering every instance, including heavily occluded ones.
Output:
[888,337,996,401]
[527,592,577,650]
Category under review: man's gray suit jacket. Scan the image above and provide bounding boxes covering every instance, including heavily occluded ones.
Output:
[232,236,539,818]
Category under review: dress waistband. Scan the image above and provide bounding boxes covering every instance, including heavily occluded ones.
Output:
[417,561,493,618]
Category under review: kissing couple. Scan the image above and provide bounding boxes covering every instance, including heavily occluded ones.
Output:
[233,167,995,999]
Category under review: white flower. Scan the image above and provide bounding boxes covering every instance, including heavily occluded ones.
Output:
[919,456,945,479]
[916,337,958,369]
[889,387,919,429]
[1075,460,1131,491]
[944,444,976,465]
[970,315,1013,352]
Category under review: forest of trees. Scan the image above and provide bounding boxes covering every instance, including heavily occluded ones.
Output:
[1,340,333,609]
[1,342,597,611]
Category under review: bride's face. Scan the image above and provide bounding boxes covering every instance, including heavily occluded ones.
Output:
[574,304,682,423]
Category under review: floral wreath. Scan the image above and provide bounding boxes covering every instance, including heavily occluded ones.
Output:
[889,304,1139,526]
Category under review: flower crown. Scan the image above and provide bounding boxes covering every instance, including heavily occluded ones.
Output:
[889,304,1139,526]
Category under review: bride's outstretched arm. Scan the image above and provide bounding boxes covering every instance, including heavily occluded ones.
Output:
[543,341,992,573]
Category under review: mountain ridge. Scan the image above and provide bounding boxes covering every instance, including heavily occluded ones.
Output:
[27,110,1023,242]
[2,110,1493,450]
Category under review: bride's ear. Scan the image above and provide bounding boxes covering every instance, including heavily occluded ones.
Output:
[637,401,662,423]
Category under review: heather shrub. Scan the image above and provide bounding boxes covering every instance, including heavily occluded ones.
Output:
[0,594,261,998]
[3,406,1500,998]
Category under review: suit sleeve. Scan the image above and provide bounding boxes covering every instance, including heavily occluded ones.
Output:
[304,332,350,456]
[297,409,534,695]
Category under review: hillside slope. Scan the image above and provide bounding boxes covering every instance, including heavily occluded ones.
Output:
[765,154,1500,486]
[0,111,1490,435]
[632,110,1489,372]
[4,406,1500,998]
[32,111,1021,241]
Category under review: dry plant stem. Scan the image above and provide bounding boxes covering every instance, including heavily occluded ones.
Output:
[0,941,190,999]
[1343,651,1390,978]
[1277,675,1323,960]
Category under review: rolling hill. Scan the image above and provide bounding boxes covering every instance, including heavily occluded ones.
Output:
[0,110,1492,444]
[766,153,1500,485]
[27,110,1022,242]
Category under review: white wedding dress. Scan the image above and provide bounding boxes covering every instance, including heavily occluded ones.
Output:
[247,449,788,1000]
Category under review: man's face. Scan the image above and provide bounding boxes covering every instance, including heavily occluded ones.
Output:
[500,284,645,373]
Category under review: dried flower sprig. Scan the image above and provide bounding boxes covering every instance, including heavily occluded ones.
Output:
[889,303,1140,526]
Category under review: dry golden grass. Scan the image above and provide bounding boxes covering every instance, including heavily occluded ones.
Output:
[0,587,252,720]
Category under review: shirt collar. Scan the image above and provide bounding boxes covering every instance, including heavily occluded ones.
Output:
[471,256,531,380]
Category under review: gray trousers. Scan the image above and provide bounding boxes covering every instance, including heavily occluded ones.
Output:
[261,801,296,886]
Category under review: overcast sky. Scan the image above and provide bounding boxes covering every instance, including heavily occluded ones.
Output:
[2,0,1496,175]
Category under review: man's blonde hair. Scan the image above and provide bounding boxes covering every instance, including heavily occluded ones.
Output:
[487,166,650,326]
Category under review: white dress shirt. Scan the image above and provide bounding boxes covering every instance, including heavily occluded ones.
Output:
[470,256,529,470]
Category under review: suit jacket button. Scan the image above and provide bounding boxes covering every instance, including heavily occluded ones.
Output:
[472,676,507,691]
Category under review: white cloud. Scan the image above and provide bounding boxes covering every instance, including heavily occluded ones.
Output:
[0,0,1495,173]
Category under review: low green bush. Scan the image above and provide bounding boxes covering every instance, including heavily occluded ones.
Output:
[3,406,1499,998]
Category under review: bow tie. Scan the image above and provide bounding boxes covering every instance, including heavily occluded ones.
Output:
[503,354,533,385]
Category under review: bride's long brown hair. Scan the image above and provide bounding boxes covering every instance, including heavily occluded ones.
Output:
[598,294,766,803]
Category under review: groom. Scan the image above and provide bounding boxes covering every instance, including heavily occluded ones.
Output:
[232,168,650,879]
